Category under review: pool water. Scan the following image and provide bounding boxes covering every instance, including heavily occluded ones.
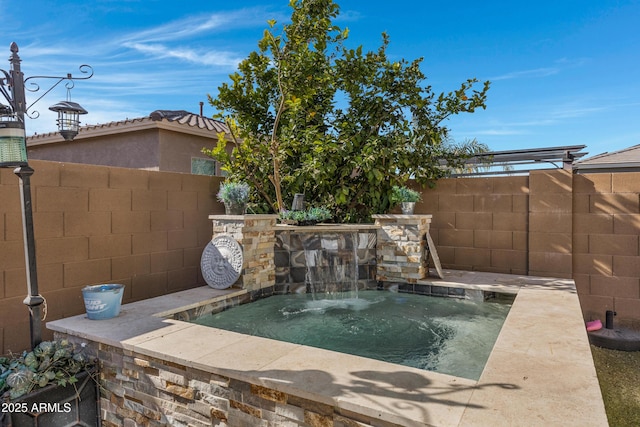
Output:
[191,290,512,380]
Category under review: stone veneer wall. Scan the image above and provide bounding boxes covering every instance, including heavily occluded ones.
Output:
[61,334,403,427]
[208,215,277,292]
[373,215,432,284]
[273,226,378,293]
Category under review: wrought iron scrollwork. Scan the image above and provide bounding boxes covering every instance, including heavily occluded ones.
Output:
[0,42,93,120]
[23,65,94,119]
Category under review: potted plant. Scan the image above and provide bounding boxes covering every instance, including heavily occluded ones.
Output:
[217,181,250,215]
[279,206,332,226]
[391,185,421,214]
[1,339,99,427]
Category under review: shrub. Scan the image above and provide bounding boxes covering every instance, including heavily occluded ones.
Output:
[216,181,250,204]
[390,186,421,204]
[0,340,94,400]
[279,207,332,224]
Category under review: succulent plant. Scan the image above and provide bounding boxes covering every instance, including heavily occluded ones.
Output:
[390,185,421,204]
[1,339,94,400]
[216,181,250,204]
[279,206,332,224]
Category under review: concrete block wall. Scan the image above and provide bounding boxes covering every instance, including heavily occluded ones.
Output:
[4,162,640,352]
[417,170,640,326]
[419,175,529,275]
[528,170,573,279]
[573,172,640,329]
[0,160,223,353]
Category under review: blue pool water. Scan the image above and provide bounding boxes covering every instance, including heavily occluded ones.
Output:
[191,290,512,380]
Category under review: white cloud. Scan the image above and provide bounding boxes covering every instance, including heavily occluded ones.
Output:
[490,58,589,81]
[120,15,229,44]
[119,8,275,45]
[547,105,606,120]
[122,42,242,67]
[490,67,559,81]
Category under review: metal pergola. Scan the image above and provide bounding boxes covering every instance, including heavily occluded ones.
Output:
[446,144,588,177]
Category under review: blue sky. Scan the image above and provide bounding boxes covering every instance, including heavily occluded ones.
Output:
[3,0,639,158]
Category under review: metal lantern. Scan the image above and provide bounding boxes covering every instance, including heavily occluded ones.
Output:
[0,42,93,350]
[0,120,28,167]
[49,100,88,141]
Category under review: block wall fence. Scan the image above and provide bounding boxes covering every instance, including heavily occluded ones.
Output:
[1,162,639,353]
[0,160,225,354]
[419,169,640,329]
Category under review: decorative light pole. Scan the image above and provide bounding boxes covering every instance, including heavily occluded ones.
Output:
[0,42,93,349]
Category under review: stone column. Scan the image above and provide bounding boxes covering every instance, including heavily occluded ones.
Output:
[208,214,278,291]
[372,214,432,283]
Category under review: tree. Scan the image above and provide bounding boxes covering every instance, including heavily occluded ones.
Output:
[204,0,490,222]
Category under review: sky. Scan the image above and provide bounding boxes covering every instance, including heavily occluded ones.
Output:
[2,0,640,158]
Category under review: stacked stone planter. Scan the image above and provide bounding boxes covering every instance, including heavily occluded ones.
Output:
[208,214,277,292]
[372,214,432,283]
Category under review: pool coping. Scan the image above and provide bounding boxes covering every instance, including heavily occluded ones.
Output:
[47,270,608,426]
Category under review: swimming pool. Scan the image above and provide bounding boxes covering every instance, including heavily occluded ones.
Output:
[189,290,512,380]
[47,270,607,427]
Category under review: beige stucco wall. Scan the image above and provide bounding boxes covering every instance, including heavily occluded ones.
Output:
[159,128,218,173]
[27,129,161,169]
[27,126,221,174]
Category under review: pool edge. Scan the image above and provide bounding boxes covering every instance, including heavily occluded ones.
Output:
[47,270,608,427]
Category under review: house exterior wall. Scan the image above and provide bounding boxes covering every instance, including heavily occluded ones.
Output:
[0,160,224,354]
[158,128,218,174]
[27,126,222,175]
[27,129,161,169]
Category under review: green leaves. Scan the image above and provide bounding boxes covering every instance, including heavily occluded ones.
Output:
[206,0,490,222]
[279,206,332,224]
[0,340,95,400]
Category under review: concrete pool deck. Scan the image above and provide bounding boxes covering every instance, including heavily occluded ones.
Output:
[48,270,608,426]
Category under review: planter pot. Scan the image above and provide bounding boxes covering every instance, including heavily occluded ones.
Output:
[3,369,99,427]
[224,201,246,215]
[401,202,416,215]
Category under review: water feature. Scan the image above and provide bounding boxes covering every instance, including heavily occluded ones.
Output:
[275,227,377,295]
[302,231,360,298]
[190,289,512,380]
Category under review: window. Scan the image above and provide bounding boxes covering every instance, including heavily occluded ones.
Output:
[191,157,217,176]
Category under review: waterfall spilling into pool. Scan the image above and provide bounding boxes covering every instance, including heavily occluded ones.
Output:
[275,227,377,297]
[302,231,360,299]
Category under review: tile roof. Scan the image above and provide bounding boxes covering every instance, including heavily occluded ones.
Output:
[28,110,229,142]
[149,110,229,133]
